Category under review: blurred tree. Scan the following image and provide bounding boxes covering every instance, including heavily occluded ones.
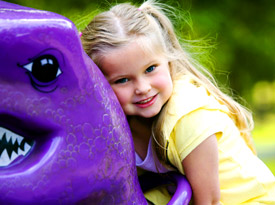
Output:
[5,0,275,111]
[188,0,275,104]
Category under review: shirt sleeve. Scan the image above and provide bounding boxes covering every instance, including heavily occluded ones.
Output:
[172,108,231,162]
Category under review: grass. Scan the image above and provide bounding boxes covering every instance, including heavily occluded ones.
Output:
[252,113,275,175]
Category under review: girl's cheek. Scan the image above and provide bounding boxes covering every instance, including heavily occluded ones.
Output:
[113,88,129,105]
[154,75,171,88]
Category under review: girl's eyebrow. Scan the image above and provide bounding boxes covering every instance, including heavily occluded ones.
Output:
[143,59,158,68]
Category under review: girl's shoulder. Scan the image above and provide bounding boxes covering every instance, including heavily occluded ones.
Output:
[172,76,209,100]
[162,76,230,139]
[169,76,222,114]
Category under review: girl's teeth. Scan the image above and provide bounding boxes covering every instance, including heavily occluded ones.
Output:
[138,97,153,104]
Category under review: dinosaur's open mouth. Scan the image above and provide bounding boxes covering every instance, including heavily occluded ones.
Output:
[0,127,34,167]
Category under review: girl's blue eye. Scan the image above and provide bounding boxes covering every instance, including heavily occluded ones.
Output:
[146,65,156,73]
[115,78,128,84]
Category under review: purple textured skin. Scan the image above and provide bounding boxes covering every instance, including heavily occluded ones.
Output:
[0,1,147,204]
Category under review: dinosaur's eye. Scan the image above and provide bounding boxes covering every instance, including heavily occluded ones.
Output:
[19,53,63,93]
[23,55,62,83]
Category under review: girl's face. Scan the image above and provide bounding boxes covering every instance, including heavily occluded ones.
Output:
[100,41,173,118]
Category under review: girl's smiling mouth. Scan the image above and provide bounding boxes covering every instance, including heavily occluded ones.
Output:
[134,94,158,108]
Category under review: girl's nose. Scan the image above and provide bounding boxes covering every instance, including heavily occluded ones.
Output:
[134,78,151,95]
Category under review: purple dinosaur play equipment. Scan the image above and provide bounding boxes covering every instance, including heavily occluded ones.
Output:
[0,1,191,204]
[0,1,146,204]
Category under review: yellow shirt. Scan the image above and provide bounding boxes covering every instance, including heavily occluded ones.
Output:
[163,77,275,204]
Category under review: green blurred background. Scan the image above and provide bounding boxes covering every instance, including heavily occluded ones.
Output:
[5,0,275,174]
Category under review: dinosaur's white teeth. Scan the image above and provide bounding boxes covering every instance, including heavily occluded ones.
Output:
[0,127,33,167]
[11,134,17,144]
[0,150,9,166]
[17,136,23,145]
[24,143,32,154]
[10,151,18,162]
[1,128,24,145]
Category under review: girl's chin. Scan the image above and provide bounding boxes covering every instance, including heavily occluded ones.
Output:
[136,110,161,119]
[126,112,158,119]
[125,105,162,118]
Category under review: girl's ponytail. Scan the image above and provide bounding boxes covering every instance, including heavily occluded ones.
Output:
[139,1,182,52]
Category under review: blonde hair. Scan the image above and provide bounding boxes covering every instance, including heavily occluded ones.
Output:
[81,0,255,165]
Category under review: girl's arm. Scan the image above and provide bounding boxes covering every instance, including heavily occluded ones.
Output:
[182,134,220,204]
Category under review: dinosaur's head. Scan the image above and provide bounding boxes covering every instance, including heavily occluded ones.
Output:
[0,1,146,204]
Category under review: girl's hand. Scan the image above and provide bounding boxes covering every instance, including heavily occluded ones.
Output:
[182,134,220,204]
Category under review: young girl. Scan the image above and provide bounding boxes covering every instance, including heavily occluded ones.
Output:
[81,0,275,204]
